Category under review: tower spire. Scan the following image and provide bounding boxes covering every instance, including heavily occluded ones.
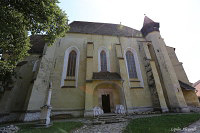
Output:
[141,16,160,37]
[143,16,155,26]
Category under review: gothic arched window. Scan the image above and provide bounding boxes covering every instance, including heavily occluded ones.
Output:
[100,50,107,72]
[61,46,80,88]
[126,51,137,78]
[67,50,77,77]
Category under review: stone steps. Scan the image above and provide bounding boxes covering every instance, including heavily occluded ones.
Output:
[93,113,127,124]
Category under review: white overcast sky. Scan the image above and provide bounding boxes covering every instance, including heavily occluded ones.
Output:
[58,0,200,83]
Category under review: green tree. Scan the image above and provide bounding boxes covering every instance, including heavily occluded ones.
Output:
[0,0,69,87]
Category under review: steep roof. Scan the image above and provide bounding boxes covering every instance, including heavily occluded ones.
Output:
[141,16,160,37]
[143,16,155,26]
[69,21,142,37]
[28,21,142,54]
[193,80,200,87]
[179,80,196,90]
[29,35,46,54]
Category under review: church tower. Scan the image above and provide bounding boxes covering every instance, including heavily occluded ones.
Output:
[141,16,190,112]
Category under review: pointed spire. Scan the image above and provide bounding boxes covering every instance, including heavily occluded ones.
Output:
[143,16,155,26]
[141,16,160,36]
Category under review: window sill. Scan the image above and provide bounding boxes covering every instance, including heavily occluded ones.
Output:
[129,78,140,82]
[64,79,76,81]
[63,78,76,87]
[61,86,76,88]
[129,78,143,89]
[130,87,144,89]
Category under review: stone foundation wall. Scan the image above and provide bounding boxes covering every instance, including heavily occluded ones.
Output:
[0,113,22,123]
[84,110,93,117]
[188,106,200,112]
[23,112,40,122]
[127,106,154,113]
[51,110,84,118]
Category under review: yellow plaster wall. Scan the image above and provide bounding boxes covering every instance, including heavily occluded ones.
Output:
[130,89,152,107]
[27,43,57,110]
[182,90,200,106]
[146,32,189,110]
[93,83,121,107]
[50,35,87,110]
[0,54,40,112]
[3,26,199,117]
[166,46,190,84]
[166,46,199,107]
[48,33,153,112]
[117,37,153,108]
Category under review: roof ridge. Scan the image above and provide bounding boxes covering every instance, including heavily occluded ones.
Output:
[69,21,139,31]
[68,21,142,37]
[193,80,200,87]
[70,21,121,26]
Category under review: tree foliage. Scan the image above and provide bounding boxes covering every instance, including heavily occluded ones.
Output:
[0,0,69,86]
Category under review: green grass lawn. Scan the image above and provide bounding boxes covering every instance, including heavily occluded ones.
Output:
[17,121,83,133]
[124,113,200,133]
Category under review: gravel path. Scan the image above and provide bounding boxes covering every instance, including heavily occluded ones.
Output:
[71,114,162,133]
[72,122,128,133]
[70,113,198,133]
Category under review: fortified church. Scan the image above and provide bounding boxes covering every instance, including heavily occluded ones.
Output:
[0,16,199,122]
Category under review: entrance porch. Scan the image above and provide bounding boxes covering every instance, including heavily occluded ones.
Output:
[84,81,126,117]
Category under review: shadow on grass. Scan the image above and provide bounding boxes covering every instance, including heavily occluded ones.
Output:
[18,121,83,133]
[124,113,200,133]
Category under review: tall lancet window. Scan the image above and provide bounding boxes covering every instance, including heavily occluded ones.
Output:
[126,51,137,78]
[67,50,77,77]
[61,46,80,88]
[100,50,107,72]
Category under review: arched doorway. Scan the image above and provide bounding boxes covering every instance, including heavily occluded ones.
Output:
[93,82,125,113]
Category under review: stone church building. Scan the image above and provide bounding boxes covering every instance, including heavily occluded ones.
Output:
[0,16,199,122]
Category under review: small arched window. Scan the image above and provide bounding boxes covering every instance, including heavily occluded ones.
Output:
[126,51,137,78]
[100,50,107,72]
[67,50,77,77]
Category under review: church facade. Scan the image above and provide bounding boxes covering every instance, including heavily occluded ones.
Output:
[0,16,199,122]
